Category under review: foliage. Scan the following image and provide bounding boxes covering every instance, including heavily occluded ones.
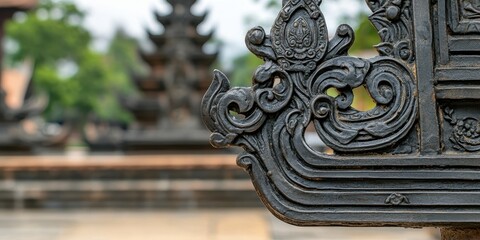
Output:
[96,29,148,123]
[229,0,278,87]
[230,53,264,87]
[5,0,140,124]
[7,0,89,67]
[106,28,147,91]
[349,13,381,53]
[6,0,94,121]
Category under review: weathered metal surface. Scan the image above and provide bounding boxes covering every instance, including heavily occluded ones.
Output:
[201,0,480,227]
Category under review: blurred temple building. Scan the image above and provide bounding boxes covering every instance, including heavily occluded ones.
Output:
[0,0,260,211]
[85,0,218,152]
[0,0,70,152]
[23,0,258,209]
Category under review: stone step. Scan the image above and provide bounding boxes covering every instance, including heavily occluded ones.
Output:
[0,179,253,191]
[0,179,261,209]
[0,155,262,209]
[1,168,248,181]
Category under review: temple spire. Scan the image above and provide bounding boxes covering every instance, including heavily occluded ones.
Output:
[119,0,218,151]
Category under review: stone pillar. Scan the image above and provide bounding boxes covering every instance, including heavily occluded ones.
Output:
[441,228,480,240]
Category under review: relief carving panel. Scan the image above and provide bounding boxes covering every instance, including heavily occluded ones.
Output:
[449,0,480,33]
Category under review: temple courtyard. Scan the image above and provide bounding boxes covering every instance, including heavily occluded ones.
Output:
[0,209,438,240]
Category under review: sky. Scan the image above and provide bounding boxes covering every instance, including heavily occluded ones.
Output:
[72,0,362,66]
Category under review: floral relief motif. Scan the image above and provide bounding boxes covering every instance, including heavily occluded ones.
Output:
[288,17,312,49]
[444,107,480,152]
[367,0,414,63]
[271,0,327,74]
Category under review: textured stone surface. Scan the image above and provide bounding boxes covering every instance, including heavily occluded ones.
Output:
[441,228,480,240]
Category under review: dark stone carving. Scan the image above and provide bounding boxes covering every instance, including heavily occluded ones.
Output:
[310,57,416,152]
[86,0,218,151]
[270,0,327,73]
[449,0,480,33]
[444,107,480,152]
[367,0,414,63]
[461,0,480,19]
[202,0,480,228]
[385,193,410,205]
[218,0,417,153]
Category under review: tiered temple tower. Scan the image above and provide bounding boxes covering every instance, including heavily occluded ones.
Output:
[121,0,217,151]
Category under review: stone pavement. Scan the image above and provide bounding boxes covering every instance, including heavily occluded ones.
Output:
[0,209,438,240]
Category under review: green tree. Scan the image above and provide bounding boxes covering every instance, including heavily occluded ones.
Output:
[94,28,148,123]
[229,0,279,87]
[5,0,123,124]
[104,28,146,95]
[348,13,381,53]
[230,53,264,87]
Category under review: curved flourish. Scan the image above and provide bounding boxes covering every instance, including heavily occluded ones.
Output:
[202,0,418,153]
[202,71,267,148]
[254,61,293,113]
[309,57,417,152]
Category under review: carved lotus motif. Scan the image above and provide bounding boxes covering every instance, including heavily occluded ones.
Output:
[271,0,327,72]
[288,17,312,49]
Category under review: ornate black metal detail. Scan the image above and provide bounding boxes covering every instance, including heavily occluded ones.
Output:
[202,0,480,227]
[444,107,480,152]
[385,193,410,205]
[203,0,417,152]
[270,0,327,73]
[201,0,425,226]
[449,0,480,33]
[367,0,414,62]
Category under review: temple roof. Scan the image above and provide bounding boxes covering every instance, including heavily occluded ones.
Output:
[147,29,214,48]
[119,95,162,116]
[0,0,37,9]
[155,11,207,28]
[128,0,217,99]
[140,50,217,67]
[131,73,165,92]
[166,0,197,8]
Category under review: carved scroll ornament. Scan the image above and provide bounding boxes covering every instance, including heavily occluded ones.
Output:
[201,0,441,226]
